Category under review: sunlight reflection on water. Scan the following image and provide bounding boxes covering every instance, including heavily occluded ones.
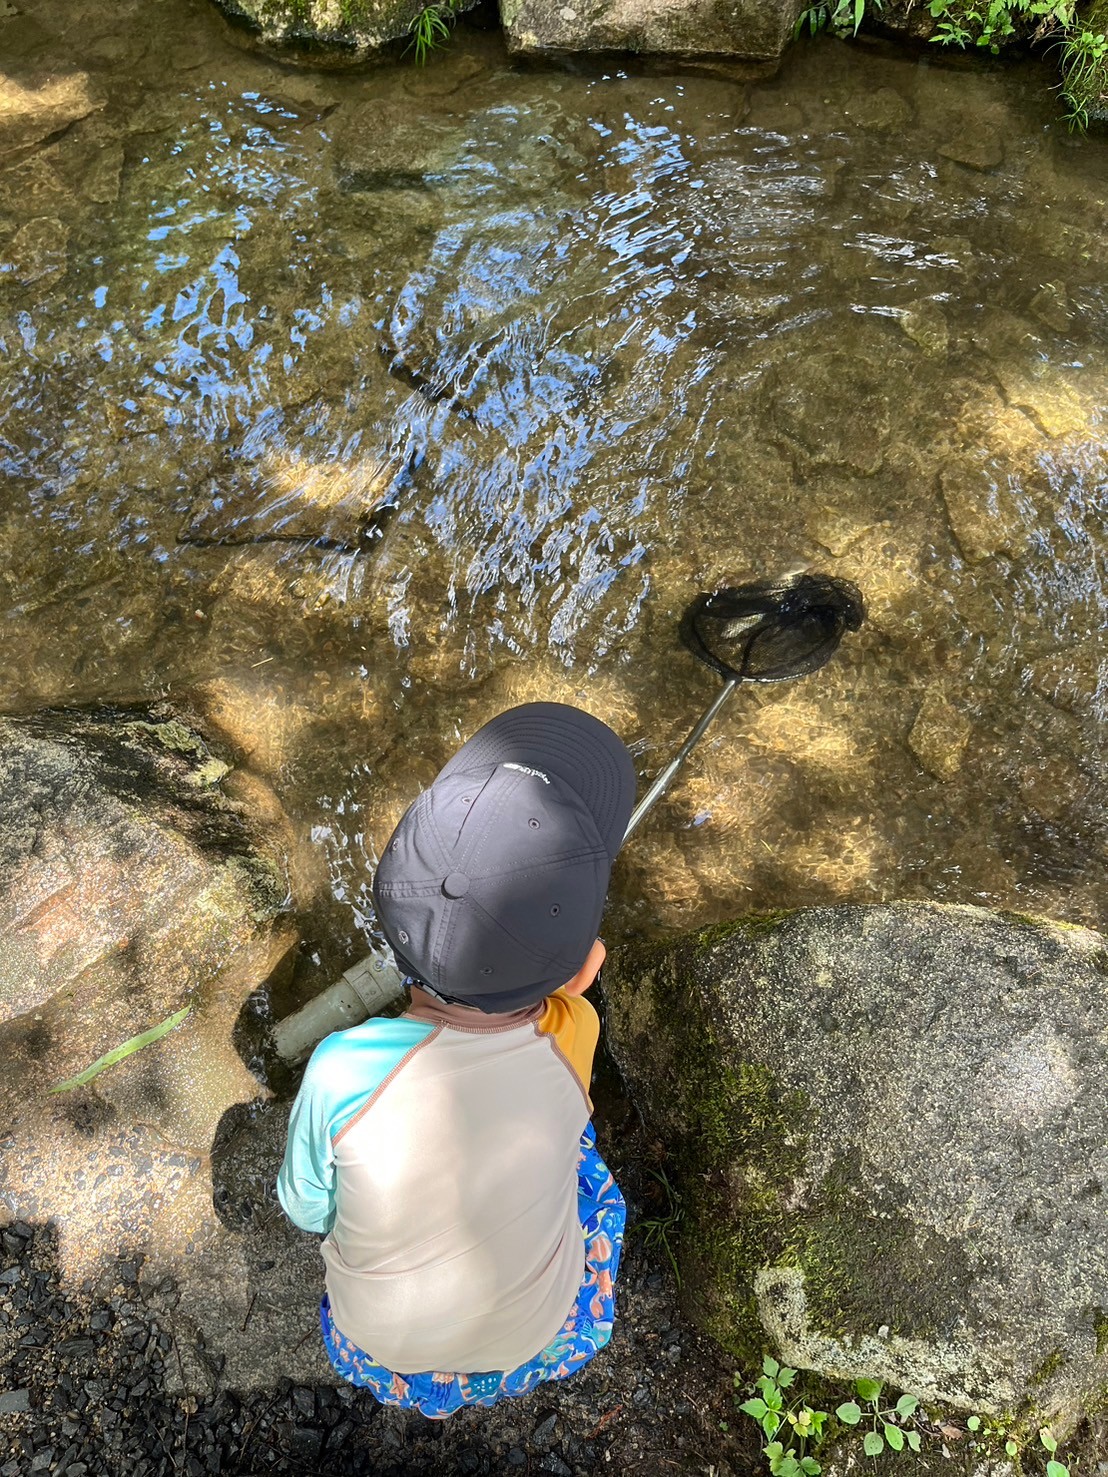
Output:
[0,17,1105,1004]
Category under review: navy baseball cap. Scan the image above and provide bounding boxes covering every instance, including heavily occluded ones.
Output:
[372,703,637,1012]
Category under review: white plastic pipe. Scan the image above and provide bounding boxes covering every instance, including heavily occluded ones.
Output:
[272,948,406,1063]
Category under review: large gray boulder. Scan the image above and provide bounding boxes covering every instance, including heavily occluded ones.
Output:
[604,903,1108,1428]
[502,0,804,59]
[0,707,331,1390]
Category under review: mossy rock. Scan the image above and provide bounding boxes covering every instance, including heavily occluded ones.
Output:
[1060,0,1108,129]
[209,0,464,54]
[604,902,1108,1429]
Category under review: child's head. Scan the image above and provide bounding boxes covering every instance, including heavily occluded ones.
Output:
[372,703,636,1012]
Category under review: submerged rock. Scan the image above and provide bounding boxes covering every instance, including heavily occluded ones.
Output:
[3,216,69,287]
[180,448,409,548]
[939,128,1004,171]
[907,686,973,779]
[0,68,100,156]
[939,455,1026,564]
[604,903,1108,1427]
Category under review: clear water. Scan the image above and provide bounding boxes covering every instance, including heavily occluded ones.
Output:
[2,0,1106,1011]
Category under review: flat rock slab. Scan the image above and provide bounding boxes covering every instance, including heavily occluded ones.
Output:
[605,902,1108,1428]
[0,706,299,1318]
[502,0,806,59]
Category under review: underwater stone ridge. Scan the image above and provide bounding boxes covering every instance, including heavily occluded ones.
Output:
[603,902,1108,1429]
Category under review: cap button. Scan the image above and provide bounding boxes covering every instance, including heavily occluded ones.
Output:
[442,871,470,898]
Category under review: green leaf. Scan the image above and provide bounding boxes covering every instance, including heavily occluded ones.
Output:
[778,1367,797,1388]
[907,1432,922,1453]
[1040,1428,1058,1455]
[764,1355,781,1377]
[49,1006,191,1092]
[895,1394,919,1418]
[855,1379,883,1403]
[836,1401,862,1425]
[967,1415,981,1432]
[1046,1462,1069,1477]
[740,1398,768,1419]
[765,1442,784,1459]
[777,1459,803,1477]
[1006,1441,1019,1457]
[763,1412,782,1438]
[800,1461,822,1476]
[757,1376,777,1398]
[863,1432,885,1457]
[852,0,864,31]
[884,1425,905,1452]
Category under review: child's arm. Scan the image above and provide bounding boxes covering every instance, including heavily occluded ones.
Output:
[277,1050,339,1234]
[277,1017,438,1235]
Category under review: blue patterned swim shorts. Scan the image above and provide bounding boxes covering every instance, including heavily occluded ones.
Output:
[319,1122,626,1418]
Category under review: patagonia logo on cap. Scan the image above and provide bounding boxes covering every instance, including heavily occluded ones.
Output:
[503,762,550,784]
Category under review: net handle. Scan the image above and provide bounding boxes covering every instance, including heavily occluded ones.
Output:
[623,676,740,842]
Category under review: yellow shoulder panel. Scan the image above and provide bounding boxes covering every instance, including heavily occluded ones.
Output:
[536,989,600,1096]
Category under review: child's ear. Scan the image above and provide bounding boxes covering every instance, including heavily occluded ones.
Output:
[561,939,606,997]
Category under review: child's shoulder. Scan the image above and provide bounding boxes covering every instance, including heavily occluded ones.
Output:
[303,1013,436,1095]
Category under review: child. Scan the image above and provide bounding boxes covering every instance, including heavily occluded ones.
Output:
[277,701,637,1418]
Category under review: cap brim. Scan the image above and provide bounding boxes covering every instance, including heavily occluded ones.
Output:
[437,702,636,860]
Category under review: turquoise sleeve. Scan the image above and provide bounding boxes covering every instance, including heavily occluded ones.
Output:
[277,1016,435,1235]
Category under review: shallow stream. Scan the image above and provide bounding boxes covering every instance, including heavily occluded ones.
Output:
[3,0,1106,1012]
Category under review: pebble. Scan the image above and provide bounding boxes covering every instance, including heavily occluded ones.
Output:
[534,1412,559,1443]
[539,1457,573,1477]
[1,1175,733,1477]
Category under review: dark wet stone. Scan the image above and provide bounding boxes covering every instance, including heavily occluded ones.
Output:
[291,1385,315,1418]
[533,1412,558,1443]
[0,1388,30,1413]
[538,1457,572,1477]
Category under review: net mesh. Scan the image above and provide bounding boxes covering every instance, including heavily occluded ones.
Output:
[679,574,865,683]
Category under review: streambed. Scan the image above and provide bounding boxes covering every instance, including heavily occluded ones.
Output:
[2,0,1106,1018]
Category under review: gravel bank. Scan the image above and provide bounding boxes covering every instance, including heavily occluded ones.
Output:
[0,1148,751,1476]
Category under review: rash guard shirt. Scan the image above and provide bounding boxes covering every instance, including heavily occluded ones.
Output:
[277,985,599,1376]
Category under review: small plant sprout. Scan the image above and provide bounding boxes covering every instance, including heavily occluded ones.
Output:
[633,1165,685,1288]
[834,1380,923,1457]
[406,0,463,63]
[1041,1425,1072,1477]
[737,1356,829,1477]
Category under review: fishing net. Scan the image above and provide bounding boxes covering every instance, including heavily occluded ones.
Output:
[679,573,865,684]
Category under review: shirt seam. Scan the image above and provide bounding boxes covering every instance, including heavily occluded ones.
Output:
[532,1021,591,1109]
[402,1016,540,1037]
[331,1024,443,1146]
